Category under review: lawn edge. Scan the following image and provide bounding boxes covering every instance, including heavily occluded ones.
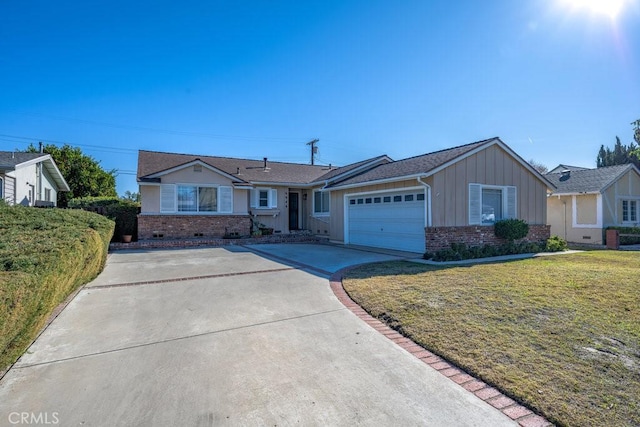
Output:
[329,263,555,427]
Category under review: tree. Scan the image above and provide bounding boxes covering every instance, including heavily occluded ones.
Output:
[24,143,117,207]
[528,159,548,174]
[596,136,639,169]
[122,191,140,203]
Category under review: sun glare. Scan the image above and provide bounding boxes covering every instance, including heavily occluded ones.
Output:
[562,0,627,18]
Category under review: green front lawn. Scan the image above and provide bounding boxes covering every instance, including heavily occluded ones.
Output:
[343,252,639,427]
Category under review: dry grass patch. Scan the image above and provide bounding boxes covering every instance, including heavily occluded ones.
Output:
[343,252,639,427]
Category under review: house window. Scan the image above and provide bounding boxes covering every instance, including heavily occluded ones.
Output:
[373,197,381,203]
[0,177,3,200]
[417,193,425,201]
[313,190,330,215]
[178,185,218,212]
[482,188,503,223]
[365,198,372,204]
[393,195,402,202]
[383,196,391,203]
[250,188,277,209]
[469,184,516,225]
[44,188,51,202]
[622,200,638,222]
[259,190,269,207]
[405,194,414,202]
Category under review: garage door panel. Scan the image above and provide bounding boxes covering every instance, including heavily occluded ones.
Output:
[348,191,426,253]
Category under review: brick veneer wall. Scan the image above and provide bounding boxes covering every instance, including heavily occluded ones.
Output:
[425,224,551,252]
[138,215,252,240]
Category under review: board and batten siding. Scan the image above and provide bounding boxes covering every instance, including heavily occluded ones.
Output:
[431,144,546,226]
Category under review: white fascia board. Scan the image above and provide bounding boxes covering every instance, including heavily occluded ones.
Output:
[145,160,246,184]
[329,173,428,191]
[249,181,315,188]
[14,154,50,169]
[42,157,71,191]
[549,191,601,197]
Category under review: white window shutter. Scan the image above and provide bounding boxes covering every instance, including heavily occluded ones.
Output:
[249,189,257,208]
[219,186,233,213]
[160,184,176,213]
[469,184,482,225]
[269,189,277,208]
[505,186,517,219]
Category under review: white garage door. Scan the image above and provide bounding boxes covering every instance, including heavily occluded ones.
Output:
[347,190,426,253]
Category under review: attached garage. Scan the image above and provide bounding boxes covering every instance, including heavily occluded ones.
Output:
[346,189,427,253]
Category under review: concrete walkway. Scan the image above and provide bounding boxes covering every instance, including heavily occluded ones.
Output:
[0,244,517,426]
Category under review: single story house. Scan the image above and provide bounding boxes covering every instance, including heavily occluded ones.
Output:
[546,163,640,244]
[0,151,70,207]
[137,137,553,253]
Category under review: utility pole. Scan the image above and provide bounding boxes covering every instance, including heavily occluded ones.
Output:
[307,139,319,165]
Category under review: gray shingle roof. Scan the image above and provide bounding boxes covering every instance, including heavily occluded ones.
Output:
[327,138,499,188]
[545,164,635,194]
[138,150,340,185]
[0,152,46,169]
[548,164,590,174]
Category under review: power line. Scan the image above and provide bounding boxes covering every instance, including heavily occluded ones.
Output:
[10,111,312,143]
[0,133,138,154]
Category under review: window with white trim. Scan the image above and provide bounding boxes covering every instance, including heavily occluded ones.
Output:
[160,184,233,213]
[250,188,277,209]
[469,184,517,225]
[622,200,638,222]
[44,188,51,202]
[313,190,330,215]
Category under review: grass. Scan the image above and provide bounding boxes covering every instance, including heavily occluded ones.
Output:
[343,252,639,427]
[0,204,114,372]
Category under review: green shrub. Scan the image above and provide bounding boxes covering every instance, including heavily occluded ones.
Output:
[0,204,114,372]
[69,196,139,241]
[424,239,547,262]
[494,219,529,241]
[605,226,640,245]
[545,235,568,252]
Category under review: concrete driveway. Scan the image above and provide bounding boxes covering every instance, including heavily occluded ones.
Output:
[0,244,516,426]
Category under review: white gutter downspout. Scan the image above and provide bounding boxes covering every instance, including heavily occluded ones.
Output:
[417,177,432,227]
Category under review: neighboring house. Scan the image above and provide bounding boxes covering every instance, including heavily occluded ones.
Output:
[137,137,553,253]
[0,152,70,207]
[546,164,640,244]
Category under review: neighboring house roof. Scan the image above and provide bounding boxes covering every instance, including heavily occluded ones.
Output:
[545,164,639,194]
[314,155,392,183]
[0,152,45,170]
[548,164,590,174]
[327,137,555,189]
[0,151,70,191]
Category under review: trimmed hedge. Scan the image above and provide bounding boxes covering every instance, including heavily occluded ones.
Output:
[606,226,640,245]
[424,236,567,262]
[69,196,139,241]
[0,205,114,372]
[494,218,529,241]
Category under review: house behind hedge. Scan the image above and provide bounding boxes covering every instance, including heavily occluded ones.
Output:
[137,137,553,252]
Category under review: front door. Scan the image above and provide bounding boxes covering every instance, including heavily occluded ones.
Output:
[289,192,299,230]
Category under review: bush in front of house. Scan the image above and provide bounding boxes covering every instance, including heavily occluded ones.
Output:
[0,204,114,373]
[69,196,139,241]
[494,218,529,241]
[424,235,568,262]
[545,235,568,252]
[605,226,640,245]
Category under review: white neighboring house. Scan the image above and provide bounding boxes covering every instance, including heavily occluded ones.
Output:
[0,152,70,207]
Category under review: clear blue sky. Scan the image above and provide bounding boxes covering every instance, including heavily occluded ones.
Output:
[1,0,639,195]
